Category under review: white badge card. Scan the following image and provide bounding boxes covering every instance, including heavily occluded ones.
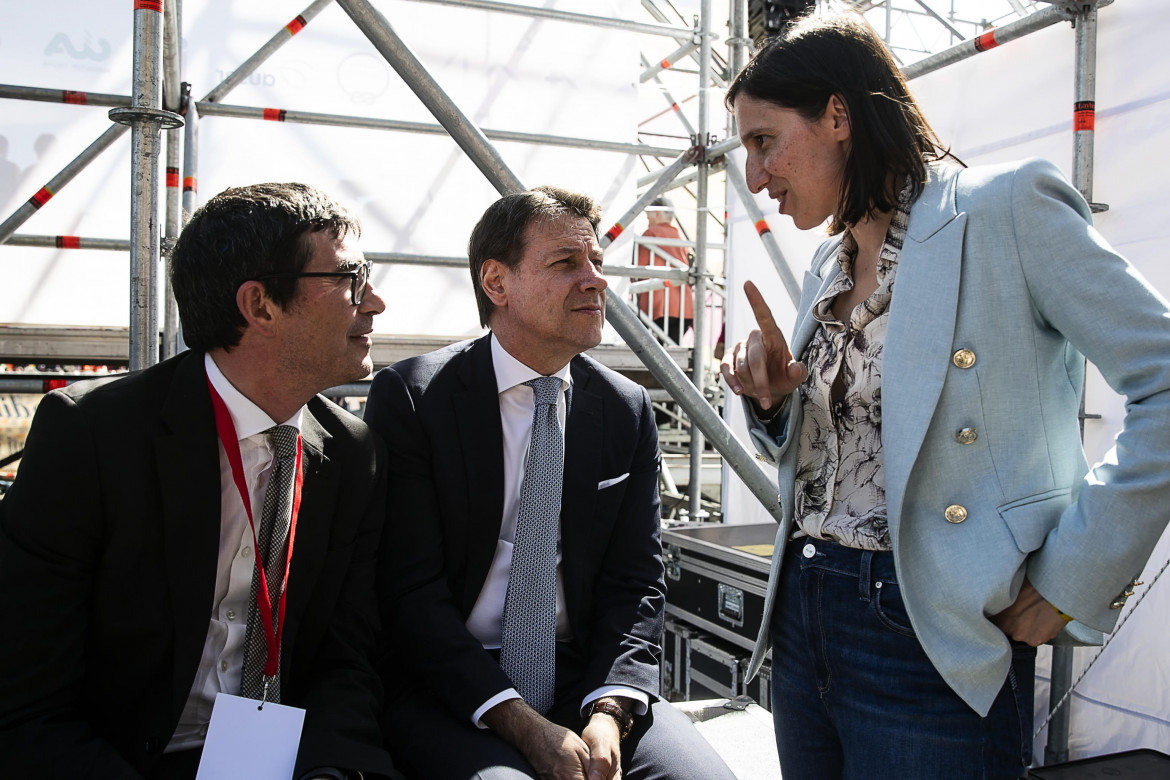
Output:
[195,693,306,780]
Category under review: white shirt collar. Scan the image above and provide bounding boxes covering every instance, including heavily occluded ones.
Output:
[204,352,304,440]
[489,333,573,396]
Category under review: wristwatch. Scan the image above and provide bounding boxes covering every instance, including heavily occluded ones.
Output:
[585,699,634,741]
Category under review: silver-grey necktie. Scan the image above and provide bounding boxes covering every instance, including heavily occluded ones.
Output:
[240,424,299,703]
[499,376,563,714]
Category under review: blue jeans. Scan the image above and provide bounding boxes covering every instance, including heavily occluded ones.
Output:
[769,537,1035,780]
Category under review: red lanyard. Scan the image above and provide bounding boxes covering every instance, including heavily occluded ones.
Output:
[206,374,304,680]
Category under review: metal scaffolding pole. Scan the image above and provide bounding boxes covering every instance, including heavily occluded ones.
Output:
[162,116,183,360]
[726,162,800,305]
[109,2,183,371]
[728,0,749,77]
[203,0,335,103]
[6,235,131,251]
[401,0,692,40]
[602,149,699,247]
[195,101,683,158]
[0,84,131,108]
[640,54,697,138]
[336,0,524,195]
[1046,1,1105,765]
[635,157,725,191]
[687,0,713,520]
[0,126,129,245]
[641,40,701,83]
[901,2,1113,81]
[182,97,200,218]
[0,0,315,253]
[161,0,183,360]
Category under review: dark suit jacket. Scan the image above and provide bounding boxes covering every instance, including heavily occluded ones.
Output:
[0,351,395,779]
[364,335,666,723]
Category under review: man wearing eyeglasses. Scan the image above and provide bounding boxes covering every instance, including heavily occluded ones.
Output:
[0,183,401,779]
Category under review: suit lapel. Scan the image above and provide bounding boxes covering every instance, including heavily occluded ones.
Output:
[562,360,603,565]
[882,165,966,540]
[156,352,223,713]
[454,337,507,609]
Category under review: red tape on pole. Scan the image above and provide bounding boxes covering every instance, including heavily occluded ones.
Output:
[183,176,197,193]
[286,15,307,35]
[754,219,771,236]
[56,236,82,249]
[604,223,624,242]
[166,167,180,188]
[1074,101,1095,132]
[29,186,54,209]
[659,57,671,69]
[973,31,999,52]
[63,90,87,105]
[134,0,163,12]
[262,108,287,122]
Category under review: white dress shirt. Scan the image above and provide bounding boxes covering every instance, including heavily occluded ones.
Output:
[469,336,648,727]
[165,353,304,752]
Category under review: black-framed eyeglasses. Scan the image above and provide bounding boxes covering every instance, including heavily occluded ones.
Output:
[255,260,372,305]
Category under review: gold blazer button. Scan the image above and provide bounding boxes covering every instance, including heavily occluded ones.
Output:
[944,504,968,524]
[956,427,978,445]
[953,349,976,369]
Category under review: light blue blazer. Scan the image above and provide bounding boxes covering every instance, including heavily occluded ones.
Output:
[744,159,1170,716]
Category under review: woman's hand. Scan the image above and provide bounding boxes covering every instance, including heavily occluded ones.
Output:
[720,281,807,413]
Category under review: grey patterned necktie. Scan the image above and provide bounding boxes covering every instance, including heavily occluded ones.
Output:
[499,376,563,714]
[240,424,299,703]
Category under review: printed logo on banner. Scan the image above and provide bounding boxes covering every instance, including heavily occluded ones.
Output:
[44,32,111,62]
[337,54,390,105]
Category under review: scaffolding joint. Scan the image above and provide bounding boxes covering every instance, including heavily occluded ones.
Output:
[178,82,192,117]
[109,106,184,130]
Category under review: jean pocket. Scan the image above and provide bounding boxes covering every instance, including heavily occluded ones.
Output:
[872,581,916,637]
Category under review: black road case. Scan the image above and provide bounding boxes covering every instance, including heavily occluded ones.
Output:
[661,522,777,652]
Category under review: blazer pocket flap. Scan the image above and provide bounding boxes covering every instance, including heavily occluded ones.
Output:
[598,473,630,490]
[997,487,1072,553]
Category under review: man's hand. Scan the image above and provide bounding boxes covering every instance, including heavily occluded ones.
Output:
[482,699,589,780]
[720,281,806,413]
[992,577,1070,646]
[580,699,626,780]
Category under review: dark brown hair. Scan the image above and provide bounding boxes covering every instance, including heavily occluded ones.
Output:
[170,182,359,351]
[467,185,602,327]
[726,12,950,233]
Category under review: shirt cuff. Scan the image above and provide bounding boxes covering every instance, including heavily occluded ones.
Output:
[580,686,650,717]
[472,688,522,729]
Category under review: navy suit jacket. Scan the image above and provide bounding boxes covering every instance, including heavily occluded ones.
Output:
[0,350,395,778]
[365,335,666,722]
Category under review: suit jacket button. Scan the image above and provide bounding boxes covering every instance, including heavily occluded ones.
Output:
[944,504,968,524]
[956,427,978,445]
[953,349,976,369]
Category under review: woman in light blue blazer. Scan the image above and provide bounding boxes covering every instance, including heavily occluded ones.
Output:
[720,12,1170,780]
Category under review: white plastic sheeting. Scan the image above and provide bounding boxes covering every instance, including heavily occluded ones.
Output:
[0,0,646,339]
[722,0,1170,762]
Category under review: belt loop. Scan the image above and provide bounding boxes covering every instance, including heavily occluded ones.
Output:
[858,550,873,602]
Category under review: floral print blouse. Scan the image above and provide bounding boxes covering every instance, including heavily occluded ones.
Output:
[793,182,913,551]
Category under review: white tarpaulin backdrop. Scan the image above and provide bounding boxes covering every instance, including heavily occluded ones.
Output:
[0,0,646,339]
[722,0,1170,764]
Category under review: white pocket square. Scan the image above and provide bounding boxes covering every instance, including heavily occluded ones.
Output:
[598,473,629,490]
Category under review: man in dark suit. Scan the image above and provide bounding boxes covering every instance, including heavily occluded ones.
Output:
[364,186,734,779]
[0,183,401,779]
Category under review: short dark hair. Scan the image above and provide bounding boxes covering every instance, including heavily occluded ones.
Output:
[467,185,602,328]
[169,182,360,351]
[726,11,950,234]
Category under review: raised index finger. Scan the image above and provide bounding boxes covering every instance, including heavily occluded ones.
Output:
[743,280,781,337]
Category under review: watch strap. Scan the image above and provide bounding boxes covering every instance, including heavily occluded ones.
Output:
[585,700,633,741]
